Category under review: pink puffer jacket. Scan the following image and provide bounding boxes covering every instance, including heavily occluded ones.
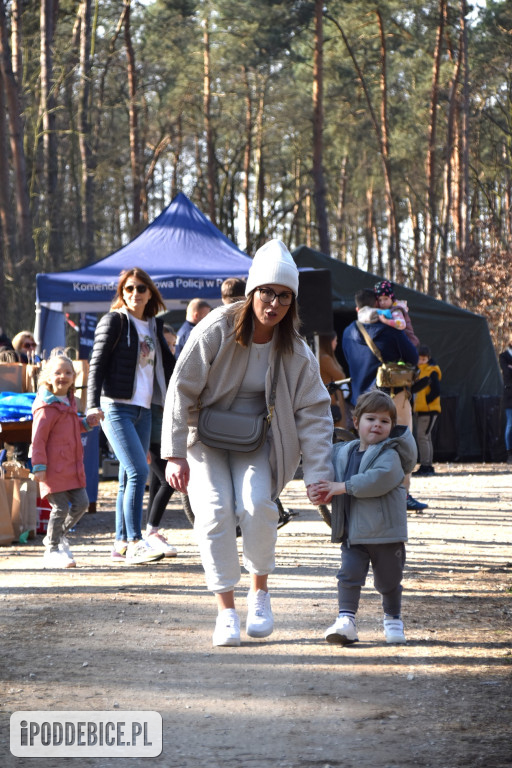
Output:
[31,389,89,498]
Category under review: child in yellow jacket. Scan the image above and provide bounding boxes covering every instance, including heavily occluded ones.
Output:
[412,345,441,476]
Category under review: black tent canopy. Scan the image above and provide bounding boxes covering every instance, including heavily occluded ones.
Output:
[293,245,503,460]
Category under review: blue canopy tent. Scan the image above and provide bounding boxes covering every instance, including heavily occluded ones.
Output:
[35,193,252,352]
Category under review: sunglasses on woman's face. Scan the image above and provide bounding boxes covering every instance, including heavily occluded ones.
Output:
[23,341,37,349]
[124,284,148,294]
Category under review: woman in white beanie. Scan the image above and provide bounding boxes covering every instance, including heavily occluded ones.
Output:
[162,239,334,647]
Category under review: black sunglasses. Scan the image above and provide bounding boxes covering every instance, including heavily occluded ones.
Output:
[124,284,148,294]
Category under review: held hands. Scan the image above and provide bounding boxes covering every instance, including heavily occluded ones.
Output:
[165,458,190,493]
[86,408,104,427]
[308,480,346,504]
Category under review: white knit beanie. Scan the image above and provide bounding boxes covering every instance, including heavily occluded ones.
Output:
[245,239,299,297]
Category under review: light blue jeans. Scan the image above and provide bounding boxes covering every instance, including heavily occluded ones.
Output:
[101,403,151,542]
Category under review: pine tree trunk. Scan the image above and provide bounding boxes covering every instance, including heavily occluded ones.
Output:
[78,0,95,261]
[424,0,446,295]
[376,10,400,278]
[440,23,463,299]
[460,0,470,256]
[124,0,142,234]
[0,0,35,270]
[203,17,216,225]
[336,154,348,261]
[0,69,15,280]
[242,67,252,253]
[312,0,330,255]
[365,184,374,273]
[171,114,182,201]
[254,86,266,249]
[40,0,62,270]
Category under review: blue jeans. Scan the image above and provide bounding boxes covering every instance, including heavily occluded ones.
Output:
[101,403,151,542]
[505,408,512,451]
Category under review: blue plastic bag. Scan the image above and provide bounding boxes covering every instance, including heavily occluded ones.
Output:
[0,392,36,421]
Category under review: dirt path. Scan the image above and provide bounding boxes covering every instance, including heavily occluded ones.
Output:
[1,464,511,767]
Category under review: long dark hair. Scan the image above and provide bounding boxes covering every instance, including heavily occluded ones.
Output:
[231,291,301,354]
[111,267,166,318]
[318,331,337,358]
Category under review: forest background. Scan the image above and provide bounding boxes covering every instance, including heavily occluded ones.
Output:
[0,0,511,348]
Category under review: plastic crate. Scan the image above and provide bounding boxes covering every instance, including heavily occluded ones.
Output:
[36,497,52,535]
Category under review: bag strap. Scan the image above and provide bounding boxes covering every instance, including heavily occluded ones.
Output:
[356,321,384,364]
[266,350,281,425]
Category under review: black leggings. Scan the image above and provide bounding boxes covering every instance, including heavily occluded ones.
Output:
[146,443,175,528]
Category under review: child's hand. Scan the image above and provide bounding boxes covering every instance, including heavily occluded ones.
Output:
[315,480,346,503]
[34,470,46,482]
[86,409,103,427]
[307,481,336,505]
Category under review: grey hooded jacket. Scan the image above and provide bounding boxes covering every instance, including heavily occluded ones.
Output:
[330,425,417,545]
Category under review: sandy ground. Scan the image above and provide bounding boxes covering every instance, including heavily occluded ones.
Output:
[0,463,511,768]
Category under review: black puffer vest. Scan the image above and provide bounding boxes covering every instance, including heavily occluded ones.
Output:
[86,311,174,410]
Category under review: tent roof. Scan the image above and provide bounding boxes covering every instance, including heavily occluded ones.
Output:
[293,245,503,459]
[36,193,252,312]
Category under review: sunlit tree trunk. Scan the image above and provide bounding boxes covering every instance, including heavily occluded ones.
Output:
[459,0,470,256]
[365,184,374,273]
[376,10,400,279]
[0,0,35,270]
[40,0,62,270]
[336,154,348,261]
[203,16,216,224]
[440,17,463,300]
[312,0,329,255]
[78,0,95,261]
[424,0,446,295]
[0,69,14,281]
[124,0,142,234]
[171,113,182,200]
[254,85,266,249]
[242,66,252,253]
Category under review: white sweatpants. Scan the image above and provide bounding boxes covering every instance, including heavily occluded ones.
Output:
[187,439,279,593]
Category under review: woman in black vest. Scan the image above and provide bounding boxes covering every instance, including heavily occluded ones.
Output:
[87,268,175,564]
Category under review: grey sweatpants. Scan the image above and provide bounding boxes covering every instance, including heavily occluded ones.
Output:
[337,542,406,617]
[414,412,438,465]
[186,439,279,593]
[46,487,89,549]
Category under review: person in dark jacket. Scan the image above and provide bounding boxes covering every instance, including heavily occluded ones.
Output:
[86,267,175,565]
[499,337,512,464]
[342,289,426,512]
[174,298,211,358]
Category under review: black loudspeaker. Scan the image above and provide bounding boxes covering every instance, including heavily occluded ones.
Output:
[298,269,333,337]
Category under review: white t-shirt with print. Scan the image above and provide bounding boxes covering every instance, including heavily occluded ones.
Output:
[102,316,155,409]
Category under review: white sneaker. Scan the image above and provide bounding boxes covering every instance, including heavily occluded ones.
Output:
[384,617,406,644]
[43,535,73,559]
[324,615,358,645]
[246,589,274,638]
[212,609,241,647]
[43,548,76,569]
[145,531,178,558]
[125,540,164,565]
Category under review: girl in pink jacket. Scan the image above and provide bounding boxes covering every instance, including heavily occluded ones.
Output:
[31,355,100,568]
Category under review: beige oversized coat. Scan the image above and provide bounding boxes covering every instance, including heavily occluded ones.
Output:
[161,305,334,499]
